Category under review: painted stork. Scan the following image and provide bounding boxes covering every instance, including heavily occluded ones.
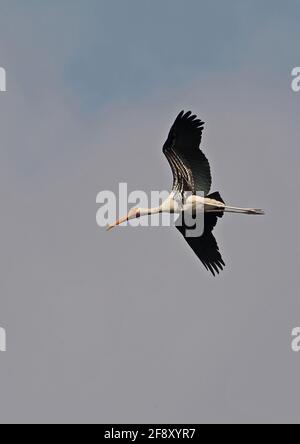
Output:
[107,111,264,276]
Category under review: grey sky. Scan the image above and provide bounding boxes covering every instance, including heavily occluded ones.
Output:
[0,0,300,424]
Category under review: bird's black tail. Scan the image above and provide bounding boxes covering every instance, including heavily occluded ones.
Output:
[207,191,225,218]
[207,191,225,204]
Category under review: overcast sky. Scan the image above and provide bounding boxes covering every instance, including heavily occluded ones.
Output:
[0,0,300,424]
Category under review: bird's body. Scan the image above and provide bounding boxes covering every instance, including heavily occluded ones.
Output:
[107,110,264,276]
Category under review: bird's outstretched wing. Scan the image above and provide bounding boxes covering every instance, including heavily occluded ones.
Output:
[176,211,225,276]
[163,111,212,195]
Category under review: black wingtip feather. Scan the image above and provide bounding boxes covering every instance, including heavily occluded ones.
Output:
[177,110,205,130]
[163,109,212,195]
[176,213,225,277]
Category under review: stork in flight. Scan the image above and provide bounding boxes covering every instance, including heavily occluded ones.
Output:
[107,111,264,276]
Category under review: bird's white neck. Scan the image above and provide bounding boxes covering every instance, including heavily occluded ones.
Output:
[138,196,181,217]
[138,207,162,216]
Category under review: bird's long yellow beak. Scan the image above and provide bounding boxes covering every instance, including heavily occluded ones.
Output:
[106,214,129,231]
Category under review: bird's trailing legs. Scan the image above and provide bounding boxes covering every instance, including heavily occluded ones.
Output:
[194,195,265,215]
[223,206,265,215]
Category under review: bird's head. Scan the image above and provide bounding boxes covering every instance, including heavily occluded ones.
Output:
[107,207,141,231]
